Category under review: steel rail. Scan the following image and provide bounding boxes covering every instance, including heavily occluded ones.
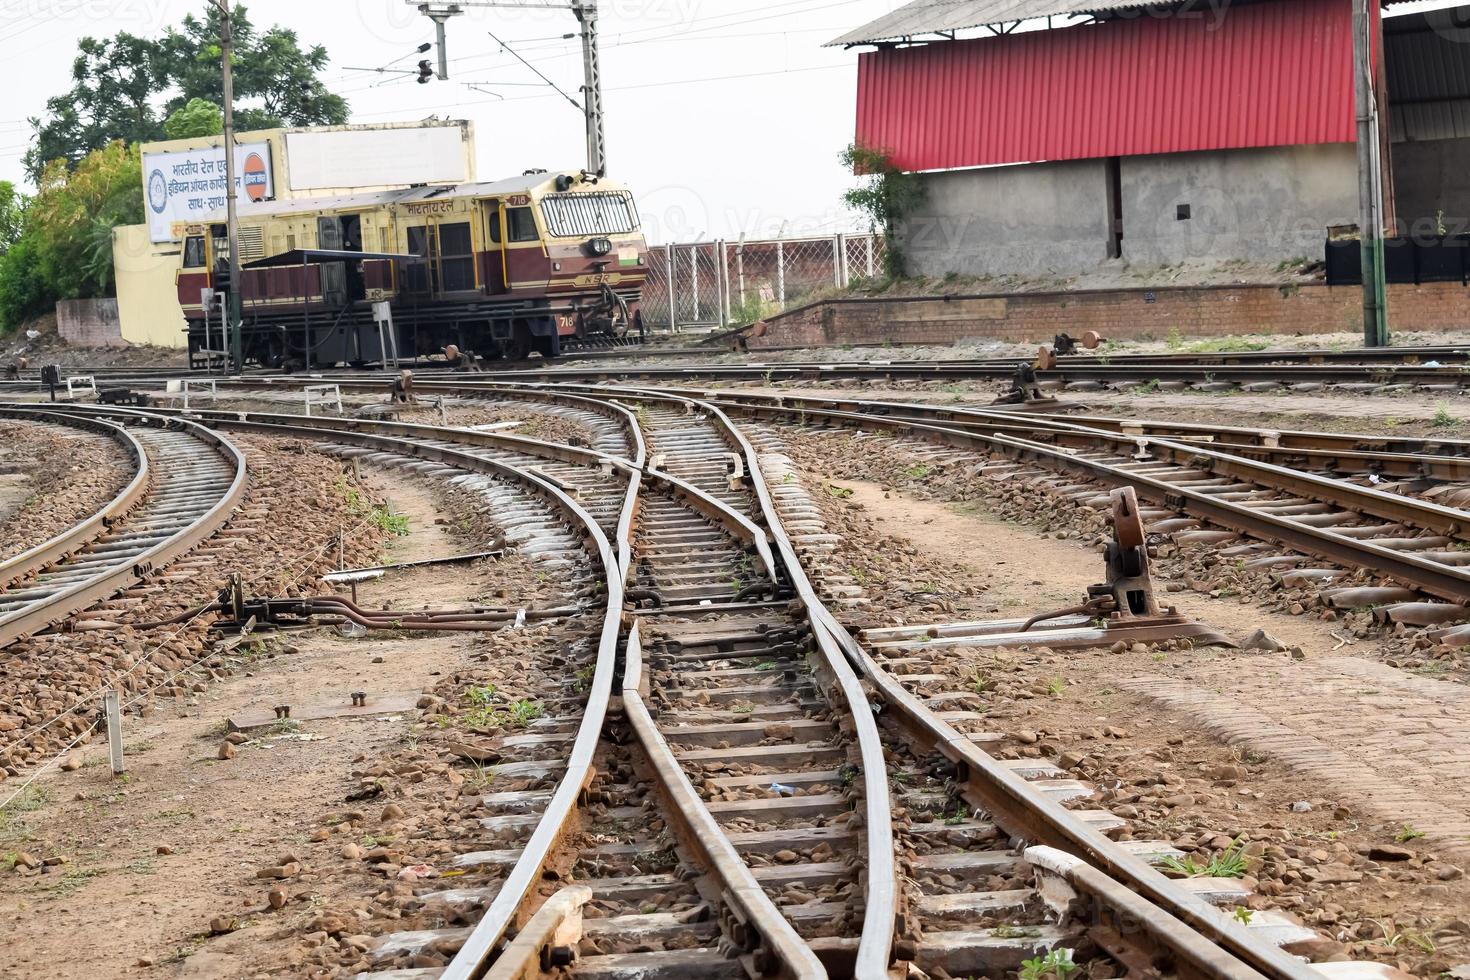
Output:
[170,411,825,980]
[622,618,825,980]
[35,352,1470,392]
[167,414,631,980]
[676,395,900,980]
[674,387,1470,483]
[671,397,1317,980]
[0,406,248,650]
[555,387,1470,602]
[0,409,151,586]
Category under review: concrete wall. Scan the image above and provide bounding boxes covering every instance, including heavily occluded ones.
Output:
[113,224,188,349]
[1118,144,1356,266]
[898,144,1358,278]
[899,158,1111,279]
[750,280,1470,350]
[55,298,125,347]
[1391,138,1470,235]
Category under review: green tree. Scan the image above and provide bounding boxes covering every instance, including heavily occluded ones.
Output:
[840,143,927,279]
[29,142,144,297]
[0,141,144,331]
[24,3,348,181]
[24,32,168,179]
[164,98,224,139]
[158,5,348,133]
[0,182,26,254]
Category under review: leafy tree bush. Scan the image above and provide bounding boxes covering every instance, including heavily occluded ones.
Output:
[840,143,927,279]
[164,98,224,139]
[24,3,348,180]
[0,142,143,331]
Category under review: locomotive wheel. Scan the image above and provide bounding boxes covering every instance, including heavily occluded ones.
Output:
[1110,486,1146,552]
[502,331,532,362]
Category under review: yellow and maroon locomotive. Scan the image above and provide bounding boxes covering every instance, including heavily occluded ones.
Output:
[177,169,647,368]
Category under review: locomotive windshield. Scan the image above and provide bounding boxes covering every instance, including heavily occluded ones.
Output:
[540,191,639,238]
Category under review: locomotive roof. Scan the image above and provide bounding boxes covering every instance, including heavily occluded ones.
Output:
[206,171,614,224]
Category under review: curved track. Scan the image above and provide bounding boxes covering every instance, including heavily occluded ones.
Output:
[122,392,1372,980]
[0,406,247,650]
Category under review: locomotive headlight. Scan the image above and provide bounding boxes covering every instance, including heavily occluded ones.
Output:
[586,237,613,257]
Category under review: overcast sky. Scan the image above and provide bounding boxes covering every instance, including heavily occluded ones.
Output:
[0,0,903,243]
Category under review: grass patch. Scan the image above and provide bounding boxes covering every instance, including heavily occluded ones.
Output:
[1431,404,1459,430]
[1395,824,1425,843]
[1020,948,1078,980]
[901,463,933,480]
[1159,837,1249,878]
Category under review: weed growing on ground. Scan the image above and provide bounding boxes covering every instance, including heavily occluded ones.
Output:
[901,463,932,480]
[825,484,854,499]
[1431,404,1459,429]
[1045,675,1066,696]
[1395,824,1426,843]
[1160,837,1248,878]
[1019,948,1078,980]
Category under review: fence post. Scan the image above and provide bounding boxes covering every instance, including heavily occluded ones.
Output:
[665,242,676,333]
[719,239,731,327]
[104,689,124,776]
[736,236,746,311]
[866,235,875,278]
[777,240,786,309]
[691,245,700,323]
[833,233,844,288]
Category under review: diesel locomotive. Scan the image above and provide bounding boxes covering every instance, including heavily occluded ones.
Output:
[176,169,648,368]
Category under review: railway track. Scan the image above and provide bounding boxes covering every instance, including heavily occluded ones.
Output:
[100,393,1411,980]
[0,406,247,650]
[9,340,1470,394]
[8,374,1453,978]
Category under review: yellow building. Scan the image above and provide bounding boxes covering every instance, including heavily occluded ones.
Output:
[113,119,476,348]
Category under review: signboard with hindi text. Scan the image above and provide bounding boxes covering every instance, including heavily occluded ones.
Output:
[142,142,274,243]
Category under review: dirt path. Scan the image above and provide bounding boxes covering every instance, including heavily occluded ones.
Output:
[0,470,494,979]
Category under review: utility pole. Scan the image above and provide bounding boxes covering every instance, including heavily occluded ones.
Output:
[216,0,245,372]
[409,1,606,175]
[573,1,604,176]
[1353,0,1389,347]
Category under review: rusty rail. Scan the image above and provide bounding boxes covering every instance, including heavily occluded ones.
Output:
[0,408,151,588]
[0,405,247,650]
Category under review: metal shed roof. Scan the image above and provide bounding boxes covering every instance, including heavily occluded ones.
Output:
[829,0,1414,46]
[827,0,1182,46]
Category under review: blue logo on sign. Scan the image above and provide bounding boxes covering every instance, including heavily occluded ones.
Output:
[147,169,168,214]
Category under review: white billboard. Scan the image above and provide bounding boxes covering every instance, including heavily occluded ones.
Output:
[285,128,467,192]
[143,142,274,243]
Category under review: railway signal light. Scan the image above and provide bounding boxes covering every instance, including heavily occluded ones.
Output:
[417,59,434,84]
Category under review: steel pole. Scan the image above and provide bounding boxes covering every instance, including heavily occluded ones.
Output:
[1353,0,1389,346]
[574,1,605,175]
[218,3,245,372]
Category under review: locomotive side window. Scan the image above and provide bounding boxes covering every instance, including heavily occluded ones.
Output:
[506,207,539,243]
[540,192,638,237]
[183,236,206,268]
[487,210,501,244]
[406,226,432,293]
[438,222,474,292]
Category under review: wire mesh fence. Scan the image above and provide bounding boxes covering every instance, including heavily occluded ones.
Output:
[641,233,886,332]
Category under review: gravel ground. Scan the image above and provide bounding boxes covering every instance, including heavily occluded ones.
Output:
[771,423,1470,978]
[0,420,131,562]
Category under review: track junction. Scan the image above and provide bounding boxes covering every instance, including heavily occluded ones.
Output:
[1,350,1467,980]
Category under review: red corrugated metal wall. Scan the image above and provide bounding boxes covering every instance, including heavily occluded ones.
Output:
[854,0,1356,171]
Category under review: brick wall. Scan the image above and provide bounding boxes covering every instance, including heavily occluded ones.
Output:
[55,299,126,348]
[749,281,1470,349]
